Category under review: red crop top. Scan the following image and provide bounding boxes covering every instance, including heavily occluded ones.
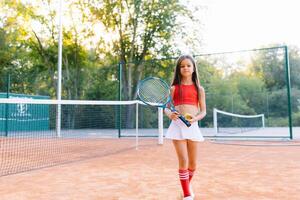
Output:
[173,84,199,106]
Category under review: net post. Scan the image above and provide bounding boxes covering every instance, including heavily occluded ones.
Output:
[213,108,217,137]
[56,0,63,138]
[56,103,61,137]
[135,102,139,150]
[158,107,164,145]
[118,62,123,138]
[262,114,265,128]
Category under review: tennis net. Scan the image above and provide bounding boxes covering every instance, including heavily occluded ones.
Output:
[0,98,162,176]
[213,108,265,137]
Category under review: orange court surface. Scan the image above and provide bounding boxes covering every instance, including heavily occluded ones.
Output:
[0,138,300,200]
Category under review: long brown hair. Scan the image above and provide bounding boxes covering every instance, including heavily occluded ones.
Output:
[171,55,201,104]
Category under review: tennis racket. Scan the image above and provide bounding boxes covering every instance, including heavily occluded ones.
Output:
[137,77,191,127]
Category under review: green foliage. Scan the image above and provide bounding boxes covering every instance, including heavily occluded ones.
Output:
[251,48,286,90]
[235,75,267,114]
[267,89,300,117]
[289,46,300,89]
[267,116,289,127]
[138,106,159,128]
[84,65,119,100]
[293,112,300,126]
[196,57,222,87]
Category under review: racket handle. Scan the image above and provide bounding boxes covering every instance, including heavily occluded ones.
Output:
[179,115,191,127]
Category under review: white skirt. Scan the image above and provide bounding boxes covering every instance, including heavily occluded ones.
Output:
[165,119,205,142]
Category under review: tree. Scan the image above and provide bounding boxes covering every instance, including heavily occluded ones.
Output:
[289,45,300,90]
[90,0,198,100]
[0,1,38,94]
[234,75,267,114]
[250,47,286,91]
[90,0,201,127]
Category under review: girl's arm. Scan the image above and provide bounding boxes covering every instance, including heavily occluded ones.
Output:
[164,86,179,120]
[194,86,207,121]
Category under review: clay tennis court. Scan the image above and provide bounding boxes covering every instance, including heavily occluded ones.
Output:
[0,138,299,200]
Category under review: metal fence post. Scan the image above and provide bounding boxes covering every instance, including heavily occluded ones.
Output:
[284,46,293,140]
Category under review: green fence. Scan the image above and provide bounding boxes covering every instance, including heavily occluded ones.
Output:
[1,46,299,139]
[119,46,297,138]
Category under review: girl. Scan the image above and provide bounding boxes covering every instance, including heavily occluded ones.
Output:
[165,55,206,200]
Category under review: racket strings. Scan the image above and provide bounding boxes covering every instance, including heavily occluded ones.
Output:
[138,79,169,105]
[139,86,167,104]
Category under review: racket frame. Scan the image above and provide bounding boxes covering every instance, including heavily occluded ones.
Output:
[137,77,191,127]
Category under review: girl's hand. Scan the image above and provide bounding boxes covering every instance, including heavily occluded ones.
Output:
[168,111,179,120]
[185,113,197,123]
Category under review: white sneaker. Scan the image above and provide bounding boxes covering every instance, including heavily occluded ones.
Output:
[183,196,193,200]
[189,184,195,198]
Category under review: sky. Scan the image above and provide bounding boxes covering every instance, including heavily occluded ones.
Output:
[192,0,300,52]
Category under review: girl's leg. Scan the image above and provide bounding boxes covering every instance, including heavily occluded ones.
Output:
[172,140,191,197]
[187,140,199,198]
[187,140,198,168]
[173,139,189,169]
[187,139,199,180]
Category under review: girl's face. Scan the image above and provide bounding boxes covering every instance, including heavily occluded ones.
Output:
[179,58,194,78]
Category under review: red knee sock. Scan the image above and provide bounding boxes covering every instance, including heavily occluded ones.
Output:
[188,168,195,182]
[179,169,191,197]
